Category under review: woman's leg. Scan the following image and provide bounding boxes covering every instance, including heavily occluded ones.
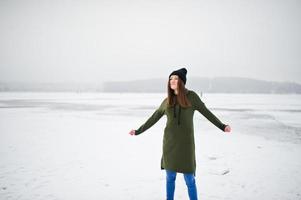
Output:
[183,173,198,200]
[166,170,177,200]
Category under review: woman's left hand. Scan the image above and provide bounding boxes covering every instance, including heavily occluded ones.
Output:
[224,125,231,132]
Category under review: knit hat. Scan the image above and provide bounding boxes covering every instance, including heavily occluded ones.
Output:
[169,68,187,85]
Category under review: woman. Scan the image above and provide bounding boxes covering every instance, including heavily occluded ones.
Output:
[129,68,231,200]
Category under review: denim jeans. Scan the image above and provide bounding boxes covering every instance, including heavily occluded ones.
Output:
[166,170,198,200]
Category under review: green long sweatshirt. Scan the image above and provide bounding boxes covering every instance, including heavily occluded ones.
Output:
[135,90,226,174]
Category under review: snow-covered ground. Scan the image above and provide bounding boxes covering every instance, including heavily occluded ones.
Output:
[0,92,301,200]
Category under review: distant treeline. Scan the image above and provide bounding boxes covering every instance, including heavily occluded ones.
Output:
[0,82,103,92]
[103,77,301,94]
[1,77,301,93]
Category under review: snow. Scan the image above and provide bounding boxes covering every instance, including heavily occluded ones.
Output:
[0,92,301,200]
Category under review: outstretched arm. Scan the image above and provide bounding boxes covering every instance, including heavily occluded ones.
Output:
[192,91,229,132]
[134,107,164,135]
[129,99,166,136]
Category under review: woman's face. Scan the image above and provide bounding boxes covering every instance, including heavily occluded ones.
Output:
[169,75,179,90]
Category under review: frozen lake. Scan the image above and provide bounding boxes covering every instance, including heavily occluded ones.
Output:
[0,92,301,200]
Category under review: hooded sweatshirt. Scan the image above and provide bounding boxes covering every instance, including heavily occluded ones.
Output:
[135,90,226,174]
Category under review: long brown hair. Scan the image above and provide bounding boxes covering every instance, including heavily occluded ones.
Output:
[167,78,191,107]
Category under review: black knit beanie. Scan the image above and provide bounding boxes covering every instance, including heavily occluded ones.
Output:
[169,68,187,85]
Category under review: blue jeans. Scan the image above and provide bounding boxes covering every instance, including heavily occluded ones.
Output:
[166,170,198,200]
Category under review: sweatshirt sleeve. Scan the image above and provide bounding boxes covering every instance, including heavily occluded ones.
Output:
[135,98,166,135]
[192,91,226,131]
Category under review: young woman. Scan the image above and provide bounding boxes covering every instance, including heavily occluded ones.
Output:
[129,68,231,200]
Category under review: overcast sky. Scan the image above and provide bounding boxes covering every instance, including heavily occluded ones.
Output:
[0,0,300,84]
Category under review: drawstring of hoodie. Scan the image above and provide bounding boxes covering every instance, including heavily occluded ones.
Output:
[173,104,182,125]
[173,104,176,118]
[178,106,181,125]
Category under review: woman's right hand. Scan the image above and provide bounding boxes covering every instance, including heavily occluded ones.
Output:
[129,129,136,136]
[224,125,231,132]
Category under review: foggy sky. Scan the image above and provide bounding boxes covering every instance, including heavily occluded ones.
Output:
[0,0,300,84]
